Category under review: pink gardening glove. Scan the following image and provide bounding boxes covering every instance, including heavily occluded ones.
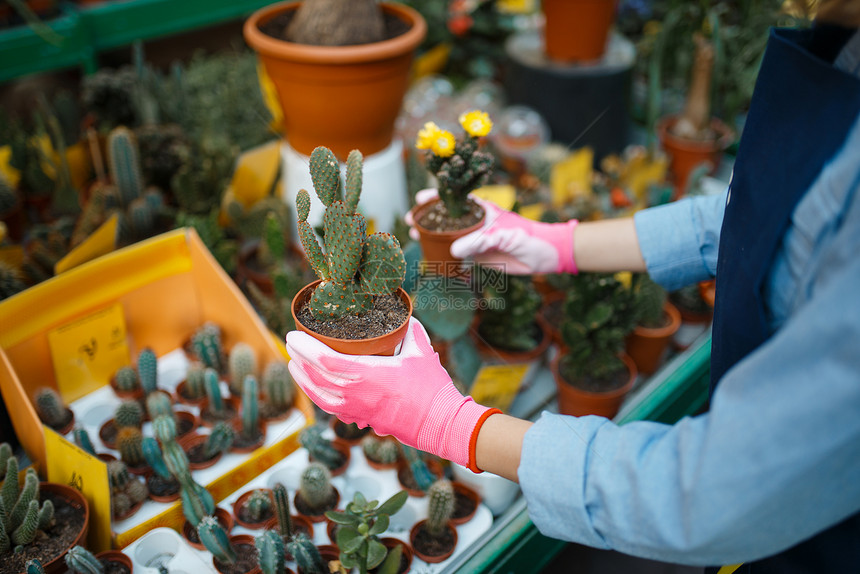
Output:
[406,189,579,275]
[285,317,500,471]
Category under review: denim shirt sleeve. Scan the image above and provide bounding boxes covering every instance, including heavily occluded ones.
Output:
[633,191,727,291]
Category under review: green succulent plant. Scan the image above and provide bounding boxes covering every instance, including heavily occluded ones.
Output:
[142,436,171,480]
[228,342,256,396]
[184,361,206,399]
[0,464,55,554]
[26,558,46,574]
[179,474,215,528]
[145,391,174,422]
[241,375,260,439]
[152,414,178,444]
[426,479,455,538]
[0,443,12,479]
[477,271,543,353]
[299,425,343,472]
[244,489,273,523]
[64,545,103,574]
[296,146,406,321]
[401,446,436,493]
[203,367,225,415]
[271,483,292,539]
[33,387,68,429]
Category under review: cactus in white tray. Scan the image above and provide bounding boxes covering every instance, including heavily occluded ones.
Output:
[153,414,178,443]
[185,361,206,399]
[228,342,257,396]
[426,479,455,538]
[272,483,292,538]
[179,474,215,527]
[204,421,235,459]
[137,347,158,395]
[114,400,144,429]
[146,391,174,421]
[197,515,237,565]
[262,360,294,411]
[142,436,171,480]
[299,462,333,510]
[286,532,326,574]
[116,427,145,467]
[245,489,272,523]
[241,375,260,438]
[255,529,286,574]
[299,425,342,471]
[191,322,225,373]
[64,545,103,574]
[204,368,226,414]
[114,365,140,393]
[33,387,68,429]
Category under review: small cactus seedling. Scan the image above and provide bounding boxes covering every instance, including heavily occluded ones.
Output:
[298,462,334,511]
[204,368,225,414]
[114,365,140,393]
[114,400,144,429]
[191,323,225,373]
[73,427,96,455]
[262,361,294,411]
[184,361,206,399]
[137,347,158,395]
[142,436,171,480]
[361,436,399,466]
[296,147,406,321]
[64,545,104,574]
[153,414,178,443]
[179,474,215,527]
[146,391,175,421]
[244,489,272,523]
[33,387,69,429]
[0,466,54,553]
[228,342,257,396]
[162,440,190,480]
[272,483,292,538]
[426,479,455,538]
[299,425,343,471]
[285,532,326,574]
[255,529,286,574]
[116,427,145,467]
[204,421,235,460]
[197,515,237,565]
[241,375,260,438]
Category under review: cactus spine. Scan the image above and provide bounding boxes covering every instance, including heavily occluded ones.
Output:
[426,479,455,537]
[142,437,171,480]
[204,421,235,459]
[245,489,272,523]
[114,400,144,429]
[255,529,286,574]
[299,425,343,471]
[108,126,144,209]
[191,323,225,373]
[286,532,326,574]
[137,347,158,395]
[297,147,406,321]
[0,467,53,553]
[228,342,256,396]
[73,427,96,455]
[298,462,333,510]
[272,483,292,538]
[153,414,178,443]
[117,427,145,467]
[64,545,104,574]
[185,362,206,398]
[33,387,67,428]
[241,375,259,438]
[262,361,294,411]
[114,365,140,392]
[146,391,174,421]
[162,441,190,479]
[197,515,237,565]
[179,475,215,527]
[204,368,224,413]
[362,436,399,465]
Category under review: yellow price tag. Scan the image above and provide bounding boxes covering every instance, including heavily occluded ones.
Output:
[45,427,112,552]
[469,363,530,413]
[473,185,517,211]
[55,214,118,275]
[47,302,130,402]
[518,203,545,221]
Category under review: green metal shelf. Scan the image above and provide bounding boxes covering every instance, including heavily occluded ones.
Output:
[0,0,272,83]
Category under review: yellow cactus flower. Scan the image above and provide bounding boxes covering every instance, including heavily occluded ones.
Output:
[431,130,456,157]
[459,110,493,137]
[416,122,442,150]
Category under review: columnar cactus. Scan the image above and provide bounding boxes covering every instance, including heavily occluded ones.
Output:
[33,387,67,428]
[272,483,292,538]
[114,400,144,429]
[117,427,145,467]
[108,126,144,209]
[426,479,455,538]
[137,347,158,395]
[298,463,333,510]
[153,414,178,443]
[262,361,294,411]
[285,532,326,574]
[228,342,256,396]
[204,368,225,413]
[361,436,399,465]
[402,446,436,493]
[185,362,206,399]
[1,457,18,509]
[296,146,406,321]
[191,323,225,373]
[64,545,104,574]
[146,391,174,421]
[197,515,237,565]
[241,375,259,438]
[179,475,215,527]
[245,489,272,523]
[114,365,140,392]
[0,443,11,480]
[162,441,190,480]
[0,467,54,552]
[299,426,342,471]
[73,427,96,455]
[255,529,286,574]
[204,422,235,459]
[142,437,171,480]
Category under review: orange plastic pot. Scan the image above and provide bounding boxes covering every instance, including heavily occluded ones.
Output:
[40,483,90,574]
[552,352,636,418]
[411,198,485,277]
[542,0,617,62]
[625,302,681,376]
[243,2,426,159]
[96,550,134,573]
[450,481,481,526]
[657,115,734,197]
[291,280,412,356]
[409,520,457,564]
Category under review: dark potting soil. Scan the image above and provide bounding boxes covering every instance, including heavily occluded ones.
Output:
[100,558,131,574]
[200,404,237,425]
[294,490,337,517]
[187,442,218,465]
[412,523,455,560]
[177,416,195,437]
[334,420,370,441]
[147,474,180,498]
[453,489,477,521]
[232,430,264,451]
[369,550,409,574]
[237,503,274,525]
[416,199,484,232]
[258,11,410,44]
[0,490,86,574]
[42,408,74,434]
[297,293,409,340]
[397,466,427,494]
[559,356,629,393]
[213,542,258,574]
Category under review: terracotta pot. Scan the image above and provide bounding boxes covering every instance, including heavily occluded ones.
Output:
[657,115,734,197]
[229,419,267,454]
[182,508,234,550]
[174,379,207,407]
[52,407,76,436]
[109,375,144,401]
[211,534,261,574]
[330,416,371,446]
[243,2,426,159]
[316,544,340,565]
[472,315,552,364]
[291,280,412,356]
[699,279,716,309]
[450,481,480,526]
[624,302,682,376]
[308,439,351,477]
[552,352,637,418]
[409,519,457,564]
[411,198,485,277]
[179,432,223,470]
[146,474,180,504]
[294,486,340,523]
[197,396,240,428]
[265,514,314,542]
[40,482,90,574]
[175,410,198,440]
[232,488,275,530]
[99,418,119,450]
[114,497,144,522]
[96,550,134,573]
[377,537,413,574]
[542,0,617,62]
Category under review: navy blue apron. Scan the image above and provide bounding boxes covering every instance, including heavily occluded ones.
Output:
[708,26,860,573]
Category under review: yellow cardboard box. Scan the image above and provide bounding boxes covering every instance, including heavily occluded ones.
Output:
[0,228,313,547]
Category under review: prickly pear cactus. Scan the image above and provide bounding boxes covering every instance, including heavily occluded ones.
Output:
[426,479,455,537]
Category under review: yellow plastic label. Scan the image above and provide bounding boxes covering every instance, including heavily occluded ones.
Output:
[469,363,530,413]
[518,203,545,221]
[413,43,452,79]
[45,427,112,552]
[55,213,118,275]
[257,62,284,134]
[473,184,517,211]
[717,566,742,574]
[551,147,593,206]
[47,302,130,402]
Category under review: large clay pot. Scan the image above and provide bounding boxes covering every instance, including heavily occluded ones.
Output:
[411,198,484,277]
[244,2,426,159]
[658,115,734,196]
[291,280,412,356]
[625,302,682,376]
[542,0,617,62]
[40,482,90,574]
[552,352,637,419]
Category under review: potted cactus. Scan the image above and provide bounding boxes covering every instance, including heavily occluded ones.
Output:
[625,274,682,376]
[228,342,257,397]
[233,488,275,530]
[198,515,261,574]
[293,463,339,522]
[254,530,293,574]
[285,533,327,574]
[231,376,265,452]
[188,323,227,375]
[265,483,314,542]
[397,446,442,498]
[109,365,143,400]
[330,418,370,446]
[290,147,410,356]
[411,111,495,275]
[299,426,349,476]
[65,545,133,574]
[361,435,400,471]
[243,0,426,159]
[107,460,148,521]
[409,479,458,563]
[99,399,143,450]
[260,361,295,421]
[199,367,239,427]
[175,361,207,406]
[141,436,180,503]
[181,421,235,470]
[32,387,75,435]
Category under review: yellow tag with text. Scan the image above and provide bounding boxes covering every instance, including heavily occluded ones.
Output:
[473,185,517,211]
[518,203,545,221]
[55,213,118,275]
[470,363,530,413]
[47,302,130,402]
[45,427,112,552]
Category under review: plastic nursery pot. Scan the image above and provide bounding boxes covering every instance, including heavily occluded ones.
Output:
[229,419,267,454]
[38,482,90,574]
[197,396,240,428]
[330,416,371,446]
[625,302,682,376]
[542,0,618,62]
[96,550,134,573]
[291,280,413,356]
[397,459,443,498]
[294,486,340,523]
[376,538,413,574]
[552,352,637,419]
[472,315,553,364]
[174,410,198,440]
[99,418,120,449]
[309,440,351,477]
[174,379,207,407]
[146,473,180,504]
[179,432,224,470]
[232,488,275,530]
[211,534,262,574]
[243,2,427,159]
[109,376,144,401]
[182,508,235,551]
[409,519,458,564]
[657,115,734,197]
[42,406,75,437]
[363,436,401,471]
[411,198,485,277]
[265,514,314,542]
[450,481,481,526]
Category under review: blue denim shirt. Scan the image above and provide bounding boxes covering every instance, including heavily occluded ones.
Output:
[519,52,860,567]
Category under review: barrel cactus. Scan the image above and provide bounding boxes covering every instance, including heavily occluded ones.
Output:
[114,400,144,429]
[228,342,256,396]
[114,365,140,393]
[298,462,333,510]
[262,361,294,411]
[255,529,286,574]
[296,146,406,321]
[137,347,158,395]
[197,515,236,565]
[64,545,103,574]
[244,489,272,523]
[426,479,455,538]
[33,387,68,429]
[116,427,145,467]
[361,436,399,466]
